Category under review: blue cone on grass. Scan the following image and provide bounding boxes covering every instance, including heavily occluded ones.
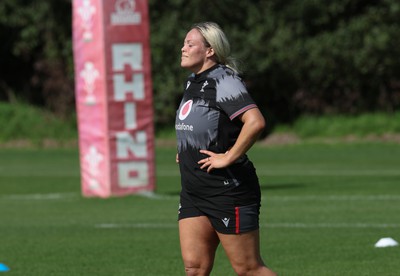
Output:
[0,263,9,272]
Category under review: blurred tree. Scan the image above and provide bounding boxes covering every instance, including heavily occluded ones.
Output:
[0,0,74,117]
[247,0,400,126]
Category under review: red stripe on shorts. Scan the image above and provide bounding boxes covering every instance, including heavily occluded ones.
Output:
[235,207,240,234]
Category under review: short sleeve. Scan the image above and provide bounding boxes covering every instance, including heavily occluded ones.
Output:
[215,74,257,121]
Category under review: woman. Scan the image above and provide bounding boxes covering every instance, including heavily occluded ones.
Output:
[175,22,277,276]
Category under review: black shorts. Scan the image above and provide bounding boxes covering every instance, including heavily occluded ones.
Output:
[178,188,261,234]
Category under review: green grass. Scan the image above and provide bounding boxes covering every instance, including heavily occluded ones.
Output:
[0,102,77,144]
[275,112,400,138]
[1,102,400,145]
[1,143,400,275]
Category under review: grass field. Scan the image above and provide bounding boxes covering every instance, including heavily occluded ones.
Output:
[1,142,399,275]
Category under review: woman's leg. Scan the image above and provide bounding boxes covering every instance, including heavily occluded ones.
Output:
[217,229,276,276]
[179,216,220,276]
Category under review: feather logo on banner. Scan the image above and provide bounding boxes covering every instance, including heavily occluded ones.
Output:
[77,0,96,41]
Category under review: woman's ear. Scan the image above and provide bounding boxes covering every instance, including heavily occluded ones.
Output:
[206,47,215,58]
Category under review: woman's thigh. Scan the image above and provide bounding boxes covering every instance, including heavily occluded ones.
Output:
[217,229,264,268]
[179,216,220,266]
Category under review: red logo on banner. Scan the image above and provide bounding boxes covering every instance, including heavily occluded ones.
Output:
[111,0,141,25]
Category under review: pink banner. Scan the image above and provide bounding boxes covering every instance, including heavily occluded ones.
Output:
[73,0,155,198]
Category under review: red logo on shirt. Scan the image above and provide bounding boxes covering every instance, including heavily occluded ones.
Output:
[179,100,193,120]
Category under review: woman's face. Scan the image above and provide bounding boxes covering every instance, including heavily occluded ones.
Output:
[181,28,211,74]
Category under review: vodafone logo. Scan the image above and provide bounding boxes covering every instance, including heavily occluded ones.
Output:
[179,100,193,121]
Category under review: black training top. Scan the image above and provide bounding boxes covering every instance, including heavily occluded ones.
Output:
[175,64,258,197]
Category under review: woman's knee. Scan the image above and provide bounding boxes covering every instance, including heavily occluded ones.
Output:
[231,261,257,276]
[183,257,213,276]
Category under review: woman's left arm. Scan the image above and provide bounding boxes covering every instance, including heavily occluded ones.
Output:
[199,108,265,172]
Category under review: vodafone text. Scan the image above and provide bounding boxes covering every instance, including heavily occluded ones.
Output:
[175,122,194,131]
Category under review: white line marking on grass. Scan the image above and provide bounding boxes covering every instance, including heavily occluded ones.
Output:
[136,191,178,200]
[135,194,400,202]
[1,193,79,201]
[3,193,396,202]
[257,169,400,176]
[156,169,400,177]
[1,191,178,201]
[264,195,400,202]
[95,223,177,229]
[265,223,400,228]
[95,222,400,229]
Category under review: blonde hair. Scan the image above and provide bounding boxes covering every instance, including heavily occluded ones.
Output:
[192,22,240,73]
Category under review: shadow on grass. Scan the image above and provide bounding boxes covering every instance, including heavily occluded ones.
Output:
[260,183,307,190]
[160,191,181,197]
[159,183,307,196]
